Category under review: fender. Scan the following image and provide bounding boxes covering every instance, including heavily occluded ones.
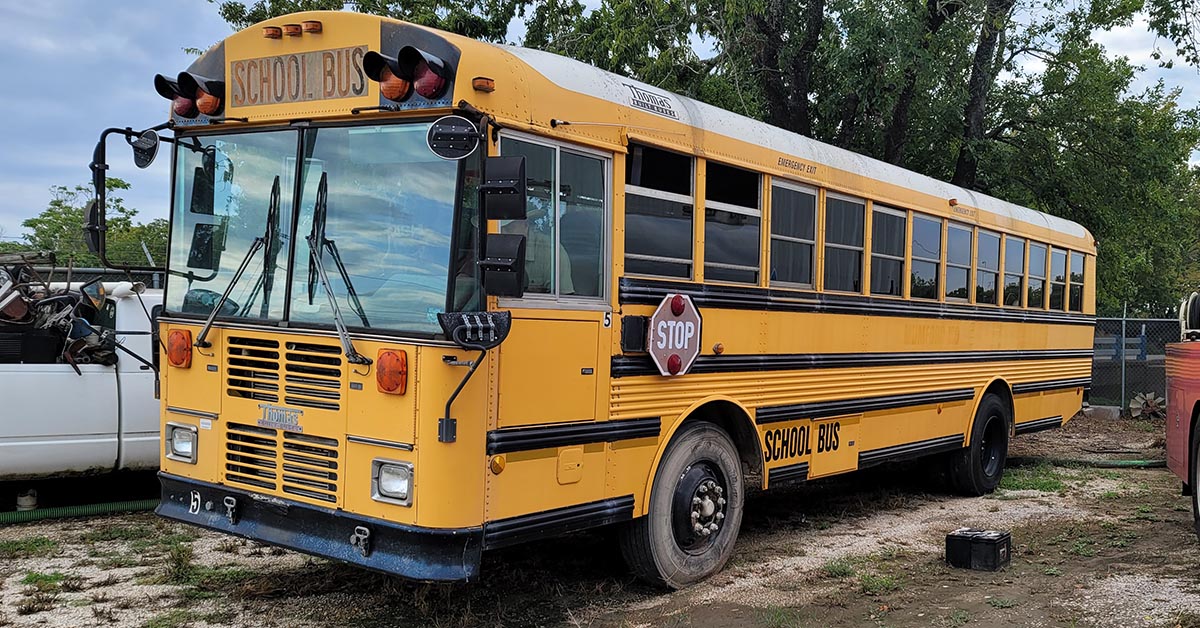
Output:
[963,377,1012,444]
[634,394,758,517]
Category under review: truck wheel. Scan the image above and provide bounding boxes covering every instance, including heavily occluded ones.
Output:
[1191,433,1200,540]
[950,394,1009,496]
[619,422,744,589]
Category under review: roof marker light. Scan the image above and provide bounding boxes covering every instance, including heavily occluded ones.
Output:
[283,23,302,37]
[263,26,282,38]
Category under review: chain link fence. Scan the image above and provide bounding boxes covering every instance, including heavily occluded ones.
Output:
[1091,317,1180,408]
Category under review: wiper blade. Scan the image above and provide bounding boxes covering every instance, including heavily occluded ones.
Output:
[306,172,371,365]
[236,177,283,318]
[194,176,281,349]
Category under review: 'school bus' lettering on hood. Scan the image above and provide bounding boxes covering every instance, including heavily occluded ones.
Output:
[230,46,368,107]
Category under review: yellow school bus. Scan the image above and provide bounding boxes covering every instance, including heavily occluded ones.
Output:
[86,10,1095,588]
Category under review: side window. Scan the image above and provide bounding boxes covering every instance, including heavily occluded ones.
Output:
[560,151,606,297]
[625,143,693,278]
[910,214,941,299]
[1069,251,1085,312]
[1003,237,1025,307]
[703,161,760,283]
[976,230,1000,305]
[870,205,905,296]
[945,223,971,300]
[1049,248,1067,310]
[501,137,606,297]
[824,194,864,292]
[1028,242,1047,308]
[501,138,557,295]
[770,183,817,286]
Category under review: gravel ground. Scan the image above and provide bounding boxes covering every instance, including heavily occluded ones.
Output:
[0,410,1191,628]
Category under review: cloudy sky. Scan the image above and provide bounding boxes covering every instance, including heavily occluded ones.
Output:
[0,1,1195,245]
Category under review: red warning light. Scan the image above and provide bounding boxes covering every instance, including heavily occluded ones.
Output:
[671,295,686,316]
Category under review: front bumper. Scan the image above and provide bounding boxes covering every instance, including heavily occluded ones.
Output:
[157,473,483,582]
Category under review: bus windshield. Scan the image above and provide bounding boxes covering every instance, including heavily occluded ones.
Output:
[165,123,470,336]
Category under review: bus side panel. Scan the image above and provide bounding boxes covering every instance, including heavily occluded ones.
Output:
[1166,342,1200,483]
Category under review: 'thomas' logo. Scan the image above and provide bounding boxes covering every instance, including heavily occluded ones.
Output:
[623,83,678,119]
[258,404,303,433]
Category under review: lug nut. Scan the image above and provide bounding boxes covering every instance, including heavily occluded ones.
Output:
[717,497,726,507]
[714,486,723,496]
[715,512,725,521]
[701,527,712,536]
[693,496,701,505]
[698,485,707,494]
[693,522,703,533]
[691,511,700,520]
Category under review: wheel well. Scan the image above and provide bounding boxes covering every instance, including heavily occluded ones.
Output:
[982,379,1015,432]
[680,400,763,482]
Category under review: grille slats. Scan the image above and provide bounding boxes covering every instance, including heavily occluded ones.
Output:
[226,337,344,410]
[224,421,340,504]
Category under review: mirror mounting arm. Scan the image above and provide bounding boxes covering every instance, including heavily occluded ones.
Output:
[87,124,174,273]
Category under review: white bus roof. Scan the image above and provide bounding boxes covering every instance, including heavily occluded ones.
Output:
[500,45,1090,242]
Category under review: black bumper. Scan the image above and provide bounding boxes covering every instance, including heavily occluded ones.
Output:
[157,473,483,582]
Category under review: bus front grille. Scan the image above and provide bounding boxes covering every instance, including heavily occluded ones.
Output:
[224,422,340,504]
[226,337,344,411]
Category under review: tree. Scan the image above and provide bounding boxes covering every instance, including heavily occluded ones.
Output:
[210,0,522,40]
[3,179,168,269]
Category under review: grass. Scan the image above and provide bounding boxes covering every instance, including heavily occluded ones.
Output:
[1043,566,1063,576]
[15,591,58,615]
[0,537,59,559]
[858,573,900,595]
[20,571,65,588]
[821,559,855,578]
[759,607,807,628]
[91,606,118,623]
[987,597,1018,608]
[82,525,155,543]
[947,609,971,626]
[999,463,1066,492]
[142,609,201,628]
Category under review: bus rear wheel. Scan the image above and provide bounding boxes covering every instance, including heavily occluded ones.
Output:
[950,394,1009,496]
[619,422,744,589]
[1190,432,1200,540]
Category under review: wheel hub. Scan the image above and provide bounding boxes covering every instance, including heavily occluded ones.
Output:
[672,463,727,553]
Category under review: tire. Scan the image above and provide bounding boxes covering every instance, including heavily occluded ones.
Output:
[619,422,745,589]
[1190,431,1200,540]
[950,394,1010,496]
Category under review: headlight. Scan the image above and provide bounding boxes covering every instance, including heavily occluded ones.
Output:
[165,423,198,463]
[371,459,413,506]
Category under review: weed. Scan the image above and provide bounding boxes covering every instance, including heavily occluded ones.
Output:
[91,591,112,604]
[114,598,135,610]
[999,463,1065,492]
[163,543,195,584]
[822,559,855,578]
[988,597,1017,608]
[143,609,201,628]
[61,575,86,592]
[947,609,971,626]
[1099,491,1120,499]
[94,574,122,587]
[15,591,58,615]
[0,537,59,559]
[1043,566,1062,576]
[859,573,900,595]
[20,571,65,590]
[1068,538,1096,557]
[82,525,154,543]
[215,539,240,554]
[759,607,806,628]
[92,606,118,623]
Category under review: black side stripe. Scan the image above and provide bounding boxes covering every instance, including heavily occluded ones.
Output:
[768,462,809,486]
[612,348,1093,378]
[858,434,965,467]
[483,495,635,550]
[1012,378,1091,395]
[486,418,660,455]
[620,277,1096,327]
[756,388,976,425]
[1014,416,1064,435]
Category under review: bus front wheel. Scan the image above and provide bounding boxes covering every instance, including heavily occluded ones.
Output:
[950,394,1010,496]
[619,422,745,589]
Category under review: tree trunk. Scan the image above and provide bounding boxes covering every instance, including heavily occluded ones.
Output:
[882,0,963,165]
[951,0,1017,188]
[747,1,790,130]
[790,0,827,137]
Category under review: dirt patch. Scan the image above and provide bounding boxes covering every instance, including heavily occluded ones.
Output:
[0,411,1192,627]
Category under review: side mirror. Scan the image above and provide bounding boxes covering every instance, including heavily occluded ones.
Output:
[480,233,526,298]
[186,219,227,271]
[84,200,104,255]
[481,155,526,220]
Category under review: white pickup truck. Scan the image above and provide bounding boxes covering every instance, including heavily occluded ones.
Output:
[0,281,161,480]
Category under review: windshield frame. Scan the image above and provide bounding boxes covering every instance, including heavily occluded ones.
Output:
[161,117,477,341]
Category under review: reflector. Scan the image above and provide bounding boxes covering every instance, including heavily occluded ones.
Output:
[166,329,193,368]
[377,349,408,395]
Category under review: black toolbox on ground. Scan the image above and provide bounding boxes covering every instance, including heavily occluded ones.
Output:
[945,528,1011,571]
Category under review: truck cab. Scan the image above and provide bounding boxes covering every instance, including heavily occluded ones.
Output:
[0,282,162,480]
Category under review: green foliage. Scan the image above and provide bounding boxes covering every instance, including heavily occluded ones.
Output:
[0,178,167,269]
[0,537,59,560]
[210,0,521,40]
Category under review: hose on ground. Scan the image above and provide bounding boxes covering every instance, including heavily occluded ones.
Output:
[0,499,158,525]
[1007,456,1166,469]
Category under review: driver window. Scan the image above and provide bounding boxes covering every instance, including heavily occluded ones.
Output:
[500,137,606,299]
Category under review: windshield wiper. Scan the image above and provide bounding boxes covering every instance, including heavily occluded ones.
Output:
[237,177,283,318]
[194,176,280,349]
[306,172,371,365]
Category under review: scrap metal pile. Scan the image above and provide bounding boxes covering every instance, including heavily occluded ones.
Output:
[0,252,126,371]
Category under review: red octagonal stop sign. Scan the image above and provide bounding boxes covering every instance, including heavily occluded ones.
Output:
[647,293,703,376]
